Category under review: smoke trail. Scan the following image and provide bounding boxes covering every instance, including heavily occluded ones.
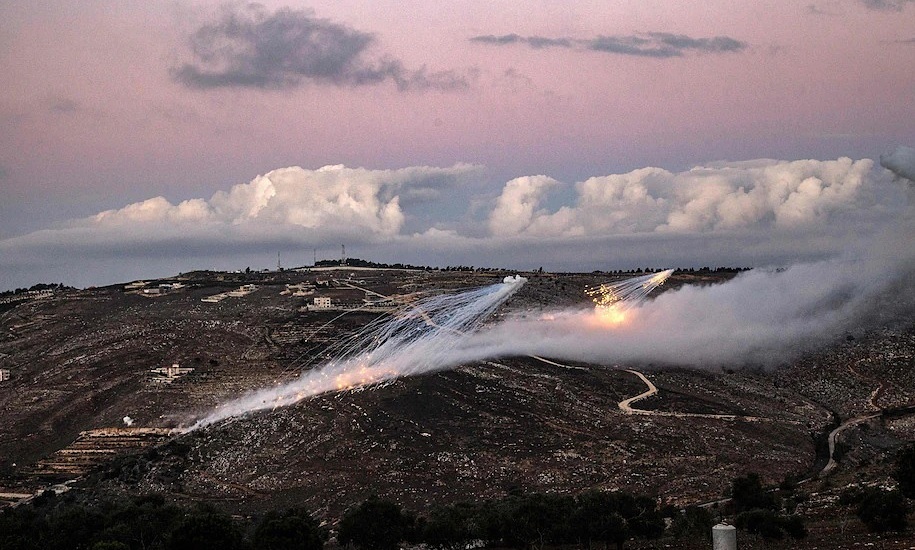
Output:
[189,155,914,429]
[190,275,526,429]
[586,269,673,324]
[459,196,915,368]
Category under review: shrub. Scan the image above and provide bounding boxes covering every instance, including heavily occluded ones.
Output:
[856,489,908,533]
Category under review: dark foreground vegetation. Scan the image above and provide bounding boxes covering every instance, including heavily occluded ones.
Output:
[0,488,669,550]
[3,456,914,550]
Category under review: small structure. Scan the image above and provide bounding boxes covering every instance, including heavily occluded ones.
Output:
[203,284,256,302]
[712,523,737,550]
[312,296,332,310]
[149,363,194,383]
[227,284,258,297]
[283,283,315,297]
[0,369,10,382]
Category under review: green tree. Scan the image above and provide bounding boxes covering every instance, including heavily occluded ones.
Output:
[856,489,908,533]
[894,444,915,499]
[253,508,325,550]
[338,496,413,550]
[568,494,628,550]
[420,502,479,550]
[735,509,806,540]
[167,507,244,550]
[669,506,714,541]
[499,493,574,549]
[731,473,776,513]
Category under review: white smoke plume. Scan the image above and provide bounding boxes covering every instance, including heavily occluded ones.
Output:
[466,172,915,367]
[187,156,915,427]
[190,275,526,429]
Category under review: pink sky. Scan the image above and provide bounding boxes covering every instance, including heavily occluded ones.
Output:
[1,0,914,288]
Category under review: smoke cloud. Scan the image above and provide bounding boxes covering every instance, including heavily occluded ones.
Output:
[470,175,915,368]
[191,275,527,429]
[193,207,914,427]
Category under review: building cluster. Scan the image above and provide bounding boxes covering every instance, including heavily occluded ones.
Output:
[124,281,186,296]
[0,289,54,305]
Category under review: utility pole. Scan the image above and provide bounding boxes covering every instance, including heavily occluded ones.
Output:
[277,251,281,271]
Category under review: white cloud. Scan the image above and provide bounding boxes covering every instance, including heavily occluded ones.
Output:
[488,157,890,237]
[488,175,561,236]
[90,164,479,237]
[880,146,915,183]
[0,156,910,290]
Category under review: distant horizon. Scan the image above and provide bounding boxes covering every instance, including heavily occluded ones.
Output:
[2,2,913,291]
[1,258,754,294]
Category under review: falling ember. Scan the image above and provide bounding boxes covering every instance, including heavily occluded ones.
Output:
[189,275,526,430]
[586,269,674,324]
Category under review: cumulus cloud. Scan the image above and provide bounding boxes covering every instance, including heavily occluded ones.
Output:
[488,158,895,237]
[0,156,910,290]
[470,32,747,57]
[173,4,468,90]
[880,146,915,183]
[91,164,479,238]
[488,175,562,236]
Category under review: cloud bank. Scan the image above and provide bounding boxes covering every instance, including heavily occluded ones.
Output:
[0,155,909,290]
[91,164,480,238]
[880,146,915,183]
[470,32,747,58]
[173,4,468,90]
[488,158,891,237]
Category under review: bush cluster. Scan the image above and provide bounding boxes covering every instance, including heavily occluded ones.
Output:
[0,492,324,550]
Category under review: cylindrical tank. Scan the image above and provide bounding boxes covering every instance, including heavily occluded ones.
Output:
[712,523,737,550]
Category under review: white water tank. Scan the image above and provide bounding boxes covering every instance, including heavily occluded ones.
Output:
[712,523,736,550]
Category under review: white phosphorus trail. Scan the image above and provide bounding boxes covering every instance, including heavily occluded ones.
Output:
[585,269,673,325]
[190,275,526,430]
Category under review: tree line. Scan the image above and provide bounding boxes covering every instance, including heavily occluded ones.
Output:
[3,445,912,549]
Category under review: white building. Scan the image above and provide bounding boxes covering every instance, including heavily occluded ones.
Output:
[150,363,194,383]
[0,369,10,382]
[312,296,332,309]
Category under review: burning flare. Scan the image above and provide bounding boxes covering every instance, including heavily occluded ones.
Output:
[189,275,526,429]
[586,269,673,325]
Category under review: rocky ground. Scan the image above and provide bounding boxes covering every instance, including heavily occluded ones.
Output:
[1,267,913,546]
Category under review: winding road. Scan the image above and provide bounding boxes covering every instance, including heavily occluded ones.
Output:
[616,368,763,422]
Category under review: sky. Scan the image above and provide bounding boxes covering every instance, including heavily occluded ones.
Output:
[1,0,915,290]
